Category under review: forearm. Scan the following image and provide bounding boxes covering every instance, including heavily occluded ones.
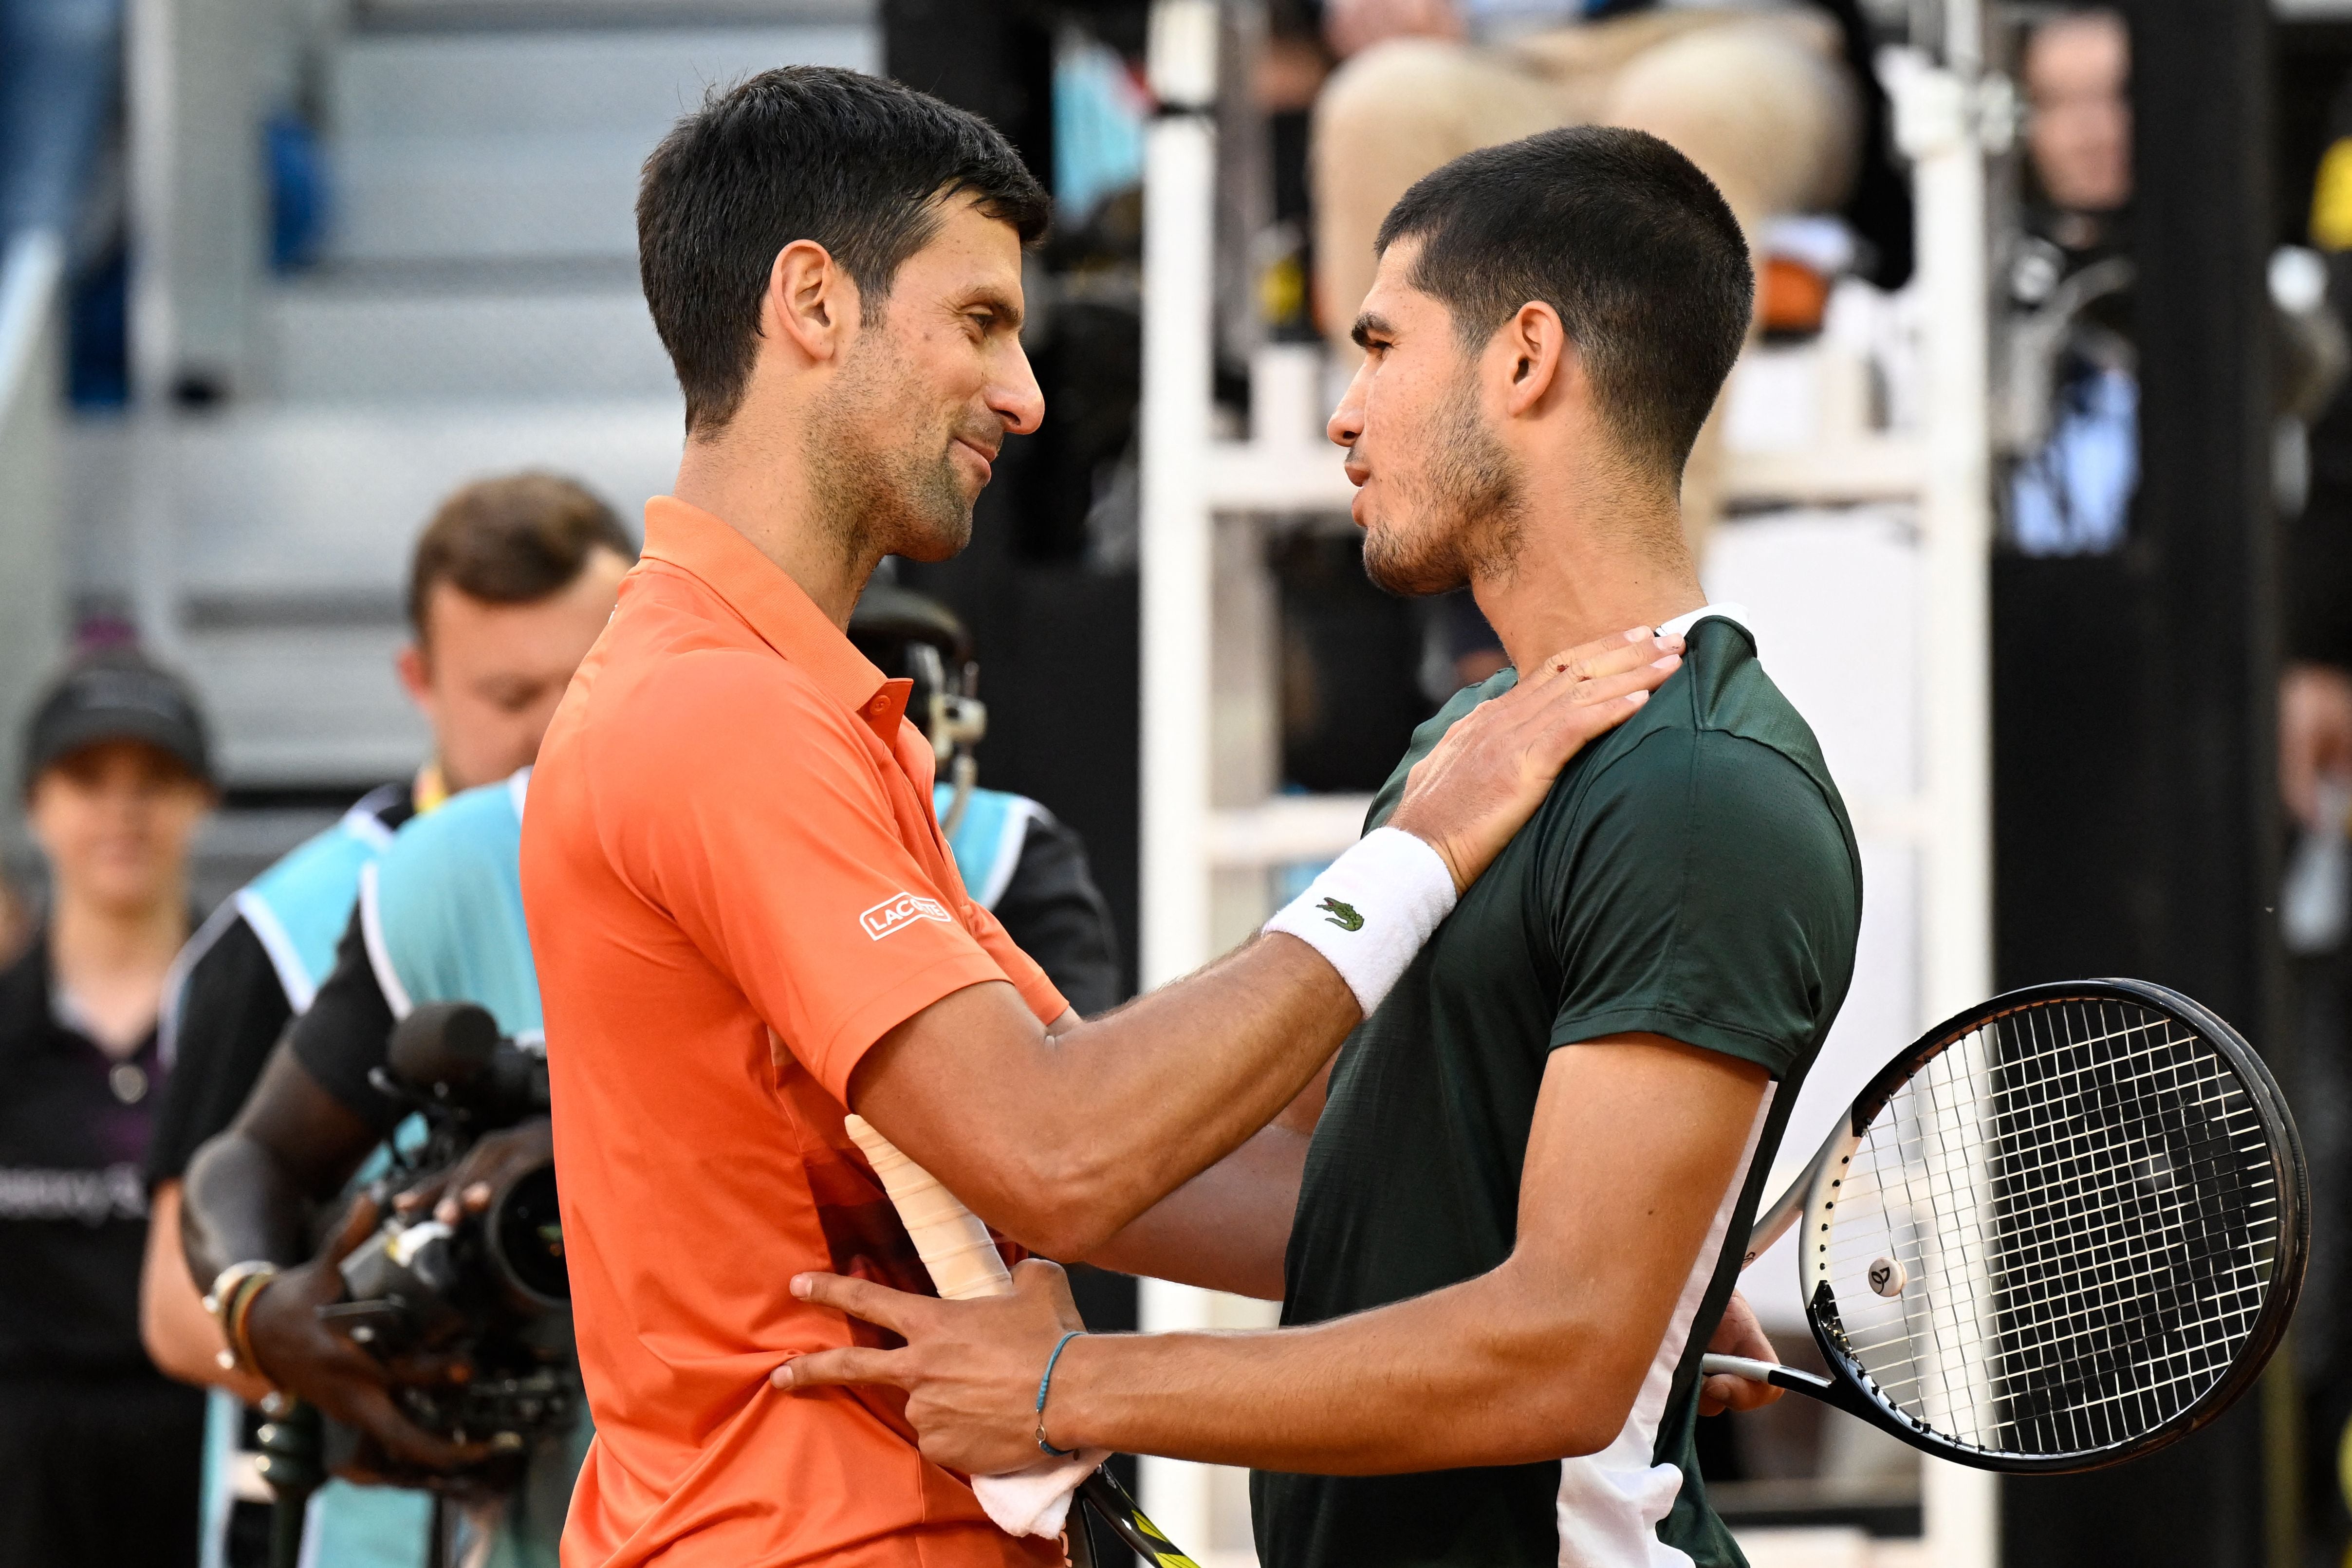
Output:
[1082,1124,1307,1298]
[1046,1263,1636,1473]
[857,934,1354,1258]
[141,1181,274,1400]
[181,1042,387,1286]
[180,1131,318,1285]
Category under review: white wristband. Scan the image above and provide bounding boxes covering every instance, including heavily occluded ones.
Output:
[1262,826,1458,1017]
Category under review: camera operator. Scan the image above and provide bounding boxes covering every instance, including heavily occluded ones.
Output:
[183,765,586,1561]
[0,648,216,1567]
[142,474,633,1566]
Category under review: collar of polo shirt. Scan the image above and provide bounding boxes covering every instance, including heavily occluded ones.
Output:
[639,498,913,742]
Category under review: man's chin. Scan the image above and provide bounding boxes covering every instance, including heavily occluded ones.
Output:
[890,510,974,565]
[1362,524,1466,598]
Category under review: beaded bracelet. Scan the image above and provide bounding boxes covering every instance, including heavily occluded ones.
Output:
[1034,1329,1088,1458]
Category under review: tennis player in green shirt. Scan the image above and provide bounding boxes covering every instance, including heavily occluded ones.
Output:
[783,125,1864,1568]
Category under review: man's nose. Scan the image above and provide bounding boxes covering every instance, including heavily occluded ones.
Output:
[992,344,1046,436]
[1328,368,1369,448]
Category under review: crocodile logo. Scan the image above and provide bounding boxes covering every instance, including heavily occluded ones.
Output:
[1317,897,1364,932]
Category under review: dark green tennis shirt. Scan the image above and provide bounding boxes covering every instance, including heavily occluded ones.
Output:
[1252,614,1862,1568]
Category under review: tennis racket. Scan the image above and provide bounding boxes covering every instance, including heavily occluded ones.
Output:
[1701,978,2307,1473]
[843,1115,1202,1568]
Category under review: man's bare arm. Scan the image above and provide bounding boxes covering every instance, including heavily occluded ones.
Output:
[855,629,1683,1260]
[140,1179,275,1400]
[1077,1124,1310,1299]
[180,1044,380,1286]
[788,1034,1768,1473]
[1078,1060,1331,1298]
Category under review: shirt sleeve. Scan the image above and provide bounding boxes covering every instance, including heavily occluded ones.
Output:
[1543,729,1860,1078]
[287,912,405,1135]
[146,917,293,1187]
[599,650,1063,1103]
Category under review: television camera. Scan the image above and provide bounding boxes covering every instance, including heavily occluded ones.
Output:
[321,1000,576,1473]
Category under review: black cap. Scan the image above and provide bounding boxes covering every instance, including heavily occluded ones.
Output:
[21,649,215,794]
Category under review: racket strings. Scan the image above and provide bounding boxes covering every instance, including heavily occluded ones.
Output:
[1963,1003,2267,1450]
[1816,998,2279,1458]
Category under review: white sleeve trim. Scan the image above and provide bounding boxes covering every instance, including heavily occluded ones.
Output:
[356,861,415,1020]
[232,889,319,1016]
[1657,602,1754,641]
[972,796,1042,911]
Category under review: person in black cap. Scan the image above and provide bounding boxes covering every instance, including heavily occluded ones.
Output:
[0,646,217,1568]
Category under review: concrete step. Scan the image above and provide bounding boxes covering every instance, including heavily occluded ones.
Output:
[65,401,684,785]
[323,22,878,262]
[189,621,431,787]
[261,265,673,399]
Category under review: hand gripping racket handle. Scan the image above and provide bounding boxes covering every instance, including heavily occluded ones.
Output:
[1699,1353,1873,1420]
[840,1117,1203,1568]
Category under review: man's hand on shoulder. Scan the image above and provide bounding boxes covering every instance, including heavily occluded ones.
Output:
[1389,627,1682,892]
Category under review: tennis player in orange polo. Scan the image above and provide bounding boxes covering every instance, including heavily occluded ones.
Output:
[521,68,1683,1568]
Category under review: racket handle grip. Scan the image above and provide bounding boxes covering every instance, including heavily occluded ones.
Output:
[1700,1354,1842,1405]
[843,1114,1017,1301]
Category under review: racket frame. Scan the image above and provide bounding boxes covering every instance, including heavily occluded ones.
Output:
[1782,978,2308,1474]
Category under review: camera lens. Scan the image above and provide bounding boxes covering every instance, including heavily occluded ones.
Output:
[486,1164,570,1309]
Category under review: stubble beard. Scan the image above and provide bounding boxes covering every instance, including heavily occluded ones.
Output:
[804,336,979,569]
[1360,370,1526,598]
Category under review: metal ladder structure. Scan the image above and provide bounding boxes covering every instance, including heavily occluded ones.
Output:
[1133,0,2000,1562]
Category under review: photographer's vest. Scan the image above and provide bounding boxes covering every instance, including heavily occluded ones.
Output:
[224,785,402,1018]
[360,768,544,1042]
[203,773,566,1568]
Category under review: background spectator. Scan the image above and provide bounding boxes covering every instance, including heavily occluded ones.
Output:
[0,648,215,1568]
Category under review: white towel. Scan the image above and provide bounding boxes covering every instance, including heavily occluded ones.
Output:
[973,1452,1110,1537]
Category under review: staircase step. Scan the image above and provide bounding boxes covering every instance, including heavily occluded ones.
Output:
[263,269,673,399]
[157,399,684,590]
[69,403,685,784]
[324,23,878,262]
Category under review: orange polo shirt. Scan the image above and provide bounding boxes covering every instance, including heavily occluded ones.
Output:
[522,497,1069,1568]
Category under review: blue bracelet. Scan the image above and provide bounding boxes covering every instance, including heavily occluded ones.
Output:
[1034,1329,1087,1458]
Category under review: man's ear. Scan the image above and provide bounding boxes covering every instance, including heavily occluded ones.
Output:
[763,239,860,366]
[1498,301,1567,418]
[395,641,432,707]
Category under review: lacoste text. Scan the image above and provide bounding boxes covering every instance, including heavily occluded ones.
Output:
[862,892,954,941]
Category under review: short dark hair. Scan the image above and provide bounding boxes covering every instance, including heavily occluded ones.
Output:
[638,66,1050,435]
[407,473,637,640]
[1374,127,1753,479]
